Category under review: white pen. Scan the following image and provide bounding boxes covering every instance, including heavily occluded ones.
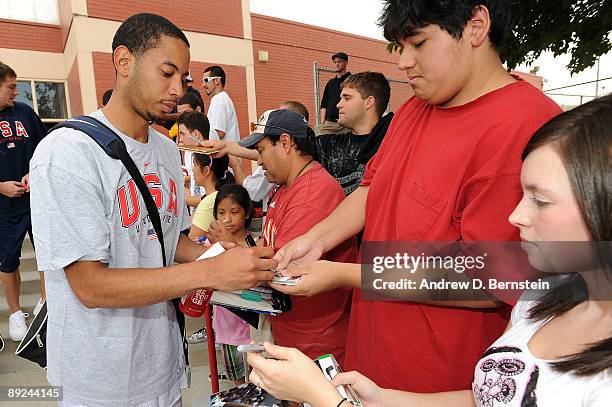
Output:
[237,344,265,353]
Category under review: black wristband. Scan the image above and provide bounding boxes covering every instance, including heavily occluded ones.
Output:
[336,397,348,407]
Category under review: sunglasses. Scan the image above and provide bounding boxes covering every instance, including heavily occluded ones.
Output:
[249,121,292,135]
[203,76,221,83]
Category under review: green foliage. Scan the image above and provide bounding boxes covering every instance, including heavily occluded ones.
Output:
[501,0,612,74]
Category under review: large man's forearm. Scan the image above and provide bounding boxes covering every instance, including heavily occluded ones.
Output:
[326,262,497,308]
[362,255,499,308]
[309,186,367,253]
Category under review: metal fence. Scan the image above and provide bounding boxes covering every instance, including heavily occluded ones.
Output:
[313,62,411,126]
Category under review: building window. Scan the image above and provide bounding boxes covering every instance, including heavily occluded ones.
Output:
[0,0,59,25]
[16,80,70,131]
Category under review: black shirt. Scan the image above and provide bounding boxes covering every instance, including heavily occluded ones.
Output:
[314,132,367,195]
[0,102,46,215]
[186,86,205,110]
[320,71,351,122]
[314,112,394,195]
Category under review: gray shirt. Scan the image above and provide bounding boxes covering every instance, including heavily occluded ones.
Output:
[29,110,190,406]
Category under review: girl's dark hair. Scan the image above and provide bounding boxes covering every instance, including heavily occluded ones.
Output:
[213,184,253,228]
[192,153,234,191]
[378,0,510,51]
[522,94,612,376]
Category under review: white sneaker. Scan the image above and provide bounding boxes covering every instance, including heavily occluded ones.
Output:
[9,310,29,342]
[33,299,44,316]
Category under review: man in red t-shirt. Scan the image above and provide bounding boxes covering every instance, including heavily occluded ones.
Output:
[238,109,357,365]
[271,0,562,393]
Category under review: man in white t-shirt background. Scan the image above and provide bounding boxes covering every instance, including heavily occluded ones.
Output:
[202,65,240,142]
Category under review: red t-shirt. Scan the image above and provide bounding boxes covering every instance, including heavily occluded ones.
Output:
[263,163,357,365]
[345,80,562,392]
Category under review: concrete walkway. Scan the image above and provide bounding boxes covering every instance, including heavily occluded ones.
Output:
[0,237,232,406]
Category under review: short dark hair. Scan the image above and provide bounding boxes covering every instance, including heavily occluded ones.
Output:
[0,62,17,84]
[178,92,204,112]
[341,72,391,118]
[102,89,113,106]
[177,111,210,138]
[379,0,510,51]
[266,133,315,158]
[112,13,189,58]
[214,184,253,228]
[204,65,226,87]
[280,101,310,122]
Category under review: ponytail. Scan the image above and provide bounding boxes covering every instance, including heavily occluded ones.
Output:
[210,155,234,191]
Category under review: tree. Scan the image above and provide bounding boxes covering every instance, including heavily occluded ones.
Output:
[386,1,612,74]
[502,0,612,74]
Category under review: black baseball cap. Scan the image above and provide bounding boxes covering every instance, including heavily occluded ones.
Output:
[332,52,349,61]
[239,109,309,149]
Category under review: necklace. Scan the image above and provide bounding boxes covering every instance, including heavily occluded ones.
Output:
[269,159,315,204]
[290,159,314,186]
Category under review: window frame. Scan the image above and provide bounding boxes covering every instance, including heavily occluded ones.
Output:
[1,0,60,25]
[16,78,72,123]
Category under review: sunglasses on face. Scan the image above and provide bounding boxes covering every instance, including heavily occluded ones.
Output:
[203,76,221,83]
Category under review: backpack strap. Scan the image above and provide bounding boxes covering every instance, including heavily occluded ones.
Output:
[49,116,189,365]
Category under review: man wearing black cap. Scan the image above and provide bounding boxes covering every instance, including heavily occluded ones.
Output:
[184,73,204,107]
[239,109,357,365]
[318,52,351,135]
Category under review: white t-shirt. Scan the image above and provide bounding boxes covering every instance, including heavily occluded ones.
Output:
[472,292,611,406]
[30,110,190,406]
[243,165,275,211]
[183,151,204,200]
[207,90,240,142]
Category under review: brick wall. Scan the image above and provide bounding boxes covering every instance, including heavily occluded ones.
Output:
[0,19,62,53]
[86,0,244,39]
[91,53,249,138]
[92,52,116,108]
[188,62,249,139]
[251,14,412,125]
[58,0,73,47]
[67,59,82,116]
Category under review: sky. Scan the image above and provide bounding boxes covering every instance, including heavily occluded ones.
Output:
[250,0,612,108]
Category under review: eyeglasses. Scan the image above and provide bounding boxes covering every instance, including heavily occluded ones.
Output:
[203,76,221,83]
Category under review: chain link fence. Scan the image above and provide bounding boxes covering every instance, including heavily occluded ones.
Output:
[313,62,411,126]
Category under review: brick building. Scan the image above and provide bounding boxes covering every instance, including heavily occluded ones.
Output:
[0,0,544,134]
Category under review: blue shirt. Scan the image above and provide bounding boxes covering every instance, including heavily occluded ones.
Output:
[0,102,46,215]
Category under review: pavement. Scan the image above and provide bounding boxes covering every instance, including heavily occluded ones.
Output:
[0,236,234,406]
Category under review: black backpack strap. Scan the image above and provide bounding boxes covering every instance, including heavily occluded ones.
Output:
[50,116,189,366]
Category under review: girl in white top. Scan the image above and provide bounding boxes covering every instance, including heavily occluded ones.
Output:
[245,95,612,406]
